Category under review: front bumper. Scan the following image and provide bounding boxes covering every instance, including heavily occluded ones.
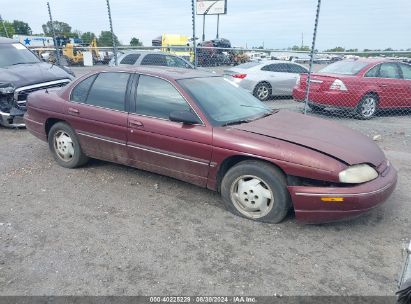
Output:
[288,163,397,224]
[0,110,25,128]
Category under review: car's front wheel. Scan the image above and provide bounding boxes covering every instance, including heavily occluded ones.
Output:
[356,94,378,119]
[221,160,291,223]
[48,122,89,168]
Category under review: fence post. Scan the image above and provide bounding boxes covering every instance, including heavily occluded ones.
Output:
[191,0,197,68]
[106,0,118,66]
[303,0,322,115]
[47,2,61,66]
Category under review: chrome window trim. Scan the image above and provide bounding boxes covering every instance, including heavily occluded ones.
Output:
[134,73,206,126]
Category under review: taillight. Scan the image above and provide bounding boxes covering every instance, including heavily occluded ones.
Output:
[296,75,301,86]
[330,79,348,91]
[232,74,247,79]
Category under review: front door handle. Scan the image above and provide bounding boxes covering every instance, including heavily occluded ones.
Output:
[68,107,79,115]
[379,84,388,88]
[129,120,144,128]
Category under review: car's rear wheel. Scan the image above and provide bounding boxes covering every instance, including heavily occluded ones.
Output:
[253,82,272,101]
[356,94,378,119]
[309,104,325,112]
[221,160,291,223]
[48,122,89,168]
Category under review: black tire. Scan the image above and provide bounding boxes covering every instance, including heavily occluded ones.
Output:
[48,122,89,168]
[253,82,272,101]
[309,103,325,112]
[220,160,291,223]
[356,93,378,119]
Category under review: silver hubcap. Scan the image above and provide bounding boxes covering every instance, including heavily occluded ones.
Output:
[54,131,74,161]
[230,175,274,219]
[256,85,269,100]
[360,97,376,117]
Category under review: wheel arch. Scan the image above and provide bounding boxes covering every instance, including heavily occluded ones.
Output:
[216,155,287,192]
[45,118,71,138]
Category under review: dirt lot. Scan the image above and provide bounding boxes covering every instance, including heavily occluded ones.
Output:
[0,67,410,296]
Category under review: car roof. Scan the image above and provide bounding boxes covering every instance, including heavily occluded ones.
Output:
[0,37,18,44]
[119,50,176,56]
[96,66,217,80]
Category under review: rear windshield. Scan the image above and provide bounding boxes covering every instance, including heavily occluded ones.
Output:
[0,43,40,68]
[236,62,261,69]
[319,61,369,75]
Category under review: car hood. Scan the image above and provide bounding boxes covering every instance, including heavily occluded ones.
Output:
[232,110,385,166]
[0,62,72,88]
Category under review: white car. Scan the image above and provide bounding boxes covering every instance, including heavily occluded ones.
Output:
[225,60,308,101]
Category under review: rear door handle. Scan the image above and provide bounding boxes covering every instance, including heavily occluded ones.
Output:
[129,120,144,128]
[68,107,79,115]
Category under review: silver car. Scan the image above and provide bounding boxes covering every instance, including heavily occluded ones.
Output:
[109,50,194,69]
[225,61,308,101]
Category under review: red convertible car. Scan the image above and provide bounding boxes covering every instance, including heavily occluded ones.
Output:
[24,67,397,224]
[293,59,411,119]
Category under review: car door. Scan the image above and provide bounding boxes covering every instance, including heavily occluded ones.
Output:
[374,62,403,108]
[68,72,132,164]
[399,63,411,107]
[127,74,213,187]
[285,63,308,94]
[261,63,292,95]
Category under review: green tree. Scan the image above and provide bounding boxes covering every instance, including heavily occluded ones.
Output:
[98,30,120,47]
[81,32,96,44]
[346,48,358,52]
[12,20,32,35]
[0,20,15,37]
[130,37,143,46]
[325,46,345,52]
[291,45,310,51]
[42,20,72,37]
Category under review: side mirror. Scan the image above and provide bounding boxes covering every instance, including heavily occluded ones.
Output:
[169,110,201,125]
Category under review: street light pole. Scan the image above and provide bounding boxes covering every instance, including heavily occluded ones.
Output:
[216,14,220,39]
[202,14,206,42]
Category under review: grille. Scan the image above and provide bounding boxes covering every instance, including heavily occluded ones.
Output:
[14,79,71,104]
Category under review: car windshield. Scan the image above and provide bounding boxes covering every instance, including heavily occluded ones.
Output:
[178,77,272,126]
[0,43,40,68]
[318,60,369,75]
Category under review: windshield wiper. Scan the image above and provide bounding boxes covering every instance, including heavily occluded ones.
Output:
[9,62,38,66]
[221,119,252,127]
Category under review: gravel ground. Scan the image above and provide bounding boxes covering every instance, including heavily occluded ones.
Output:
[0,66,410,296]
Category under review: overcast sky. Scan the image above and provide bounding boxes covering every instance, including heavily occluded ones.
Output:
[2,0,410,50]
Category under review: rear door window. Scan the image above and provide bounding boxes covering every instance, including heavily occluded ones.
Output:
[261,63,288,72]
[379,63,401,79]
[141,54,167,66]
[70,75,97,103]
[86,72,131,111]
[287,64,308,73]
[120,53,141,65]
[399,63,411,80]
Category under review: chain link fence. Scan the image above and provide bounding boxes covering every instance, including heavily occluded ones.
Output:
[5,0,410,135]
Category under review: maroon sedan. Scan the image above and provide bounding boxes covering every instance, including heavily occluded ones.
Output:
[293,59,411,119]
[24,67,397,224]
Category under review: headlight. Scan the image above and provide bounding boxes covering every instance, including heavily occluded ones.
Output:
[339,164,378,183]
[0,83,15,94]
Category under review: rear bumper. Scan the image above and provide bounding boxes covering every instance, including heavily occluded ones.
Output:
[288,163,397,224]
[0,110,25,128]
[292,87,360,108]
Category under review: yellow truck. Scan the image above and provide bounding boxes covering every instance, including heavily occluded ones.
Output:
[152,34,191,61]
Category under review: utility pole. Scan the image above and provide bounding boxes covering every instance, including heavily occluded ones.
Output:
[202,14,206,42]
[0,15,9,38]
[301,32,304,49]
[216,14,220,39]
[191,0,197,67]
[47,2,61,66]
[106,0,118,66]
